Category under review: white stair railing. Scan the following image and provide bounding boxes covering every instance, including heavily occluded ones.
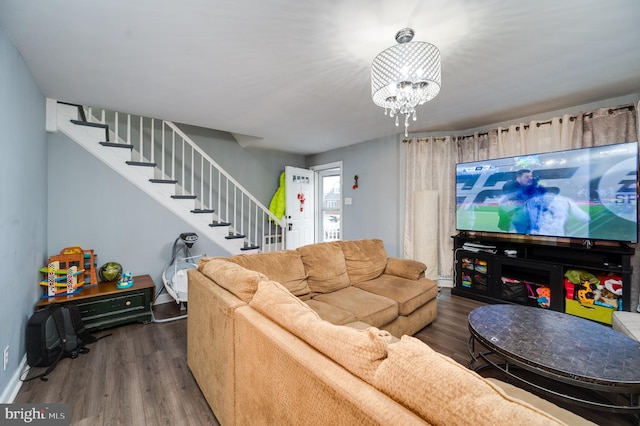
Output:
[84,106,285,252]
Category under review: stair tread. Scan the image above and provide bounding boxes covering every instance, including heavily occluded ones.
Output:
[225,234,246,240]
[71,119,108,129]
[126,161,157,167]
[209,221,231,227]
[100,142,134,149]
[149,179,178,184]
[71,119,110,141]
[58,101,85,119]
[71,107,273,256]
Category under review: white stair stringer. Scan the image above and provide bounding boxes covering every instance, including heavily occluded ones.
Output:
[56,103,258,255]
[130,164,155,180]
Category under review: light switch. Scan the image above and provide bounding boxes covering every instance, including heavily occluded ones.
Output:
[344,197,352,205]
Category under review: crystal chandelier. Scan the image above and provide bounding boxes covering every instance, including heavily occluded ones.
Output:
[371,28,441,136]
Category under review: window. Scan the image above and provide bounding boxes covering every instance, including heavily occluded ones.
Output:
[313,163,342,242]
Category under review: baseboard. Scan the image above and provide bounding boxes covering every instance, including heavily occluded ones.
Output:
[153,293,175,306]
[437,278,454,288]
[0,354,28,403]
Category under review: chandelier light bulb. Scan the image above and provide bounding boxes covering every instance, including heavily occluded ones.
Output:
[371,28,441,136]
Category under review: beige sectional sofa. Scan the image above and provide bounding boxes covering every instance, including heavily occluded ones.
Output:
[187,239,593,425]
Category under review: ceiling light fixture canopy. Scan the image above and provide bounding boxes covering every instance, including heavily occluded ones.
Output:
[371,28,441,136]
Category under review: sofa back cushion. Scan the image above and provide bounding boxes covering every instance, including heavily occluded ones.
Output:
[374,336,565,426]
[385,257,426,280]
[228,250,310,297]
[297,242,350,293]
[249,280,392,384]
[198,258,267,303]
[340,239,387,283]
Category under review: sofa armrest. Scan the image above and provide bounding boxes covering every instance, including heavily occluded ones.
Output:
[234,306,427,425]
[384,257,426,280]
[187,269,246,426]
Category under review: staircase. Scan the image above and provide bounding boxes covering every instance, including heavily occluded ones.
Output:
[52,100,285,255]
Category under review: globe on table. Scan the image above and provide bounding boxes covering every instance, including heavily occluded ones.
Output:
[99,262,123,282]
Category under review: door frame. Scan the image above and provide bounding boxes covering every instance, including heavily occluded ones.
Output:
[310,161,343,243]
[284,166,315,249]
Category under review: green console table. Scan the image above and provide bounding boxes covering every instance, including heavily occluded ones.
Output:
[36,274,156,331]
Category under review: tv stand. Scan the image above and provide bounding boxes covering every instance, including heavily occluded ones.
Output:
[452,234,634,323]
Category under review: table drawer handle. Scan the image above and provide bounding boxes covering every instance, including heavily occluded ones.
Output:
[125,300,131,306]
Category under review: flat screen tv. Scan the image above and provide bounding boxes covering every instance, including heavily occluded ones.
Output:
[455,142,638,243]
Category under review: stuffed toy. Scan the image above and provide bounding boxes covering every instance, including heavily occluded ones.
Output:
[536,286,551,308]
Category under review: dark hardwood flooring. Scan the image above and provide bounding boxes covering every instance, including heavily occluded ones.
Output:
[16,302,219,426]
[417,290,634,426]
[15,289,635,425]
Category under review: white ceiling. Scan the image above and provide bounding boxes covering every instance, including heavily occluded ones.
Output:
[1,0,639,155]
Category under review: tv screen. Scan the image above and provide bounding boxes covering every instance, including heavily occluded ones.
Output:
[455,142,638,243]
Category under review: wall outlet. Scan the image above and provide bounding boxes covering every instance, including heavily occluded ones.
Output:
[3,346,8,371]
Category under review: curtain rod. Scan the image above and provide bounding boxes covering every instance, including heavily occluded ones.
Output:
[403,104,635,143]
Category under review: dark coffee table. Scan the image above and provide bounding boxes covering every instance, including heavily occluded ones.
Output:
[468,304,640,413]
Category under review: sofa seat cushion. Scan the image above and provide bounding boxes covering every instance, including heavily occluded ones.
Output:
[354,275,438,316]
[228,250,310,297]
[198,258,267,303]
[297,241,350,294]
[249,280,393,384]
[339,239,387,283]
[312,286,398,328]
[374,336,565,426]
[304,299,357,325]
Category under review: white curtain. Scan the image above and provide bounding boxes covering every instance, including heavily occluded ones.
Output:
[404,103,639,290]
[404,137,455,278]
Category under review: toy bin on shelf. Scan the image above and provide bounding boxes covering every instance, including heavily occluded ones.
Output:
[565,299,614,325]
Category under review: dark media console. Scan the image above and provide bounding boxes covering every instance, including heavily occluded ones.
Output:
[452,234,633,322]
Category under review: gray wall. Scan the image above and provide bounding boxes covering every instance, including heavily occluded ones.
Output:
[0,24,48,399]
[305,93,640,261]
[306,134,405,257]
[47,128,305,295]
[178,124,306,204]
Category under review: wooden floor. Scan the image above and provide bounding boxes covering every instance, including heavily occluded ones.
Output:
[15,289,635,425]
[16,303,219,426]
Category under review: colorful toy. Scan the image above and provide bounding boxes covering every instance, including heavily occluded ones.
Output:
[577,281,597,304]
[47,262,56,297]
[46,246,98,285]
[536,286,551,308]
[39,261,84,298]
[604,278,623,297]
[38,246,98,298]
[117,271,134,289]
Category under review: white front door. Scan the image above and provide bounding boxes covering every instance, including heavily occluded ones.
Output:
[285,166,315,249]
